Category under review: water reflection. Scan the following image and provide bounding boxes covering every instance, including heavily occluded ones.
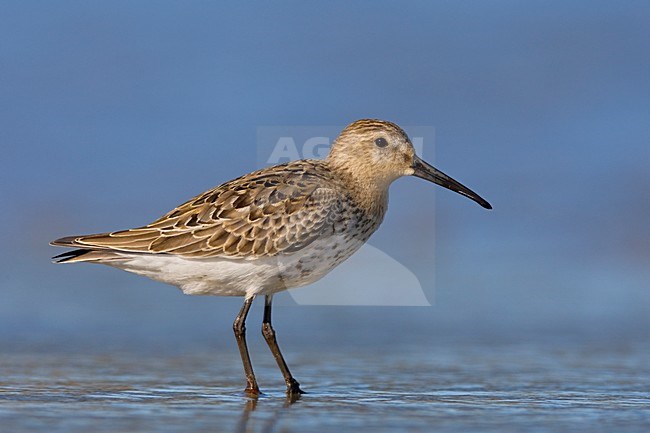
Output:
[235,393,301,433]
[235,398,257,433]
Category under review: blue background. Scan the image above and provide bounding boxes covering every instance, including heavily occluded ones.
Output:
[1,1,649,351]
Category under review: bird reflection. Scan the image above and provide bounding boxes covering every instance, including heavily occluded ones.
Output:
[235,393,301,433]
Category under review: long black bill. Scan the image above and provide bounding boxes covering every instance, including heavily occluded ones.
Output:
[412,156,492,209]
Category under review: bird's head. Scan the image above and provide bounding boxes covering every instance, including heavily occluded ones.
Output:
[328,119,492,209]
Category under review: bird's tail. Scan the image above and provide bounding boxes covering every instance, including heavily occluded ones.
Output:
[50,236,126,263]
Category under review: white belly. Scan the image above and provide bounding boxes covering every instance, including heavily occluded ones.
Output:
[107,233,366,298]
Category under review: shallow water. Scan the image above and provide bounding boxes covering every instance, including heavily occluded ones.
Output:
[1,340,649,432]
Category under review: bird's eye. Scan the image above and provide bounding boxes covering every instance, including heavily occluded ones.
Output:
[375,137,388,148]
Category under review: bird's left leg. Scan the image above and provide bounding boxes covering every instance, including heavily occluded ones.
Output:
[233,296,260,395]
[261,294,305,396]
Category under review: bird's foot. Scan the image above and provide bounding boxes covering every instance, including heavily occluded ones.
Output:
[244,383,261,397]
[286,378,305,396]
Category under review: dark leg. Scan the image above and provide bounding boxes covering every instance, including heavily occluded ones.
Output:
[261,295,305,395]
[233,296,260,395]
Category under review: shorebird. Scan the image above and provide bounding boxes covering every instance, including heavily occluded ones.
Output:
[51,119,491,397]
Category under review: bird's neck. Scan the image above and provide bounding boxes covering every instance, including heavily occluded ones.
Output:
[328,161,390,220]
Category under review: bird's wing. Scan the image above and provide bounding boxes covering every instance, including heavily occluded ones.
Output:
[51,161,343,259]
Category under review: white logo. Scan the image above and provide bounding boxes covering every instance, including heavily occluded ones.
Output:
[265,135,426,164]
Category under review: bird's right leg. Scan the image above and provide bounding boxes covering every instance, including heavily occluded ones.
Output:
[261,295,304,396]
[233,296,259,395]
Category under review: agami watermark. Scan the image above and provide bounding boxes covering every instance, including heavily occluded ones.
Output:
[256,125,435,306]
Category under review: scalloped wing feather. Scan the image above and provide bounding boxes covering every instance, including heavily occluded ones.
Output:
[54,161,343,259]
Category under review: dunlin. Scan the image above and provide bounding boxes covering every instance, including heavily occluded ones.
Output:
[51,119,491,396]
